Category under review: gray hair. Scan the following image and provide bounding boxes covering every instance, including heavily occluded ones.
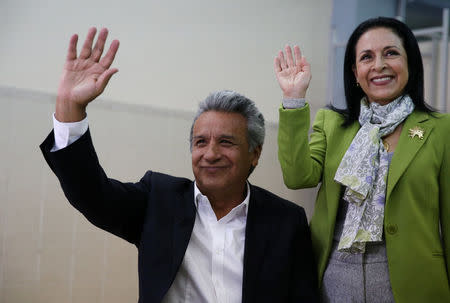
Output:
[189,90,265,152]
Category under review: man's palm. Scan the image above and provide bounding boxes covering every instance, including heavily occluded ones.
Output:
[59,59,110,106]
[55,27,119,121]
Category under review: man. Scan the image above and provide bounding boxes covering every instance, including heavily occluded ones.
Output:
[40,27,317,303]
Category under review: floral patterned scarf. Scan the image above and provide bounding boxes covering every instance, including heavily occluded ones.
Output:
[334,95,414,253]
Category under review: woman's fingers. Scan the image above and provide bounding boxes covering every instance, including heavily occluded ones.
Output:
[278,50,287,70]
[294,45,302,66]
[274,56,282,73]
[276,45,304,71]
[300,56,311,73]
[285,45,294,67]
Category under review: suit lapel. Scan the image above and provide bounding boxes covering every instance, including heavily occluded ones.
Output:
[171,183,196,275]
[386,111,433,201]
[242,185,271,303]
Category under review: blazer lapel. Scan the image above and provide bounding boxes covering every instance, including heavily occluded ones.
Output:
[326,121,360,224]
[242,185,271,303]
[334,121,360,162]
[171,183,196,275]
[386,111,433,201]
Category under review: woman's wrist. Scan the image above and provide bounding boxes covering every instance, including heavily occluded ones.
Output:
[282,98,306,109]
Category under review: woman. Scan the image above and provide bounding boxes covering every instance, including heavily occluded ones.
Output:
[275,17,449,302]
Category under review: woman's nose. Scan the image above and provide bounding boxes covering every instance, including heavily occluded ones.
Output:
[373,55,386,71]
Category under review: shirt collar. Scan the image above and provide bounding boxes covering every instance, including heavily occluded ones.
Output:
[193,182,250,217]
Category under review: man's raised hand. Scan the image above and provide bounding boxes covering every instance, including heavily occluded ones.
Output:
[274,45,311,99]
[55,27,119,122]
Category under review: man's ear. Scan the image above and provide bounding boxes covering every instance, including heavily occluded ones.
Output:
[247,145,262,177]
[251,145,262,168]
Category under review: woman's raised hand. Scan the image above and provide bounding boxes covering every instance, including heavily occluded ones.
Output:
[274,45,311,99]
[55,27,120,122]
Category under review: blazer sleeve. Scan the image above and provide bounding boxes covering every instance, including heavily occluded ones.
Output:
[439,116,450,276]
[40,129,149,245]
[278,103,327,189]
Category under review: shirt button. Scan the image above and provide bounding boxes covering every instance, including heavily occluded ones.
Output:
[386,224,398,235]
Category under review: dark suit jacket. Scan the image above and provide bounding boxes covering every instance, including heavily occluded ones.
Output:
[40,129,318,303]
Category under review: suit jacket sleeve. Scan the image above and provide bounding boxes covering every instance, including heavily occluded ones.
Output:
[290,207,319,302]
[278,103,327,189]
[40,129,149,245]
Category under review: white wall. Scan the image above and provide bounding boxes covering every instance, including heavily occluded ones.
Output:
[0,0,332,122]
[0,1,333,302]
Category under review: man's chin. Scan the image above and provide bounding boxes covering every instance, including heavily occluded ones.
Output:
[196,180,227,194]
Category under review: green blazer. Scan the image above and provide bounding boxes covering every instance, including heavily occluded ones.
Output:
[278,103,450,303]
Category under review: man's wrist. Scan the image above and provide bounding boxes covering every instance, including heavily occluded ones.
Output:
[55,100,87,123]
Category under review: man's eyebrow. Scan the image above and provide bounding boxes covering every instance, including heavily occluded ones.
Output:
[193,134,235,138]
[219,134,236,140]
[192,134,238,142]
[192,135,207,143]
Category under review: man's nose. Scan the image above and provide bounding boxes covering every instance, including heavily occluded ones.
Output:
[204,143,221,161]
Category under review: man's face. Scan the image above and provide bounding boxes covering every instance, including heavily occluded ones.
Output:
[191,111,261,196]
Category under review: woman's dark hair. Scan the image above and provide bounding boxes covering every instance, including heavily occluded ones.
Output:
[334,16,433,126]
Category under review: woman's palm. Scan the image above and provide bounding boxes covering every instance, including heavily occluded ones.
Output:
[274,45,311,99]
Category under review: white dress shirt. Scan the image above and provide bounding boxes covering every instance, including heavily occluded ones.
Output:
[51,114,89,152]
[162,184,249,303]
[51,114,249,303]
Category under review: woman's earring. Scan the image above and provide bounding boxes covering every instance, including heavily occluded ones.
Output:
[356,82,360,87]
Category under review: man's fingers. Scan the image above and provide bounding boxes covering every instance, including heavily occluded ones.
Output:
[79,27,97,59]
[96,68,119,93]
[285,45,294,67]
[99,39,120,69]
[66,34,78,61]
[91,28,109,62]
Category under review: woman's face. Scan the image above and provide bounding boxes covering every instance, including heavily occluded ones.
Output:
[353,27,409,105]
